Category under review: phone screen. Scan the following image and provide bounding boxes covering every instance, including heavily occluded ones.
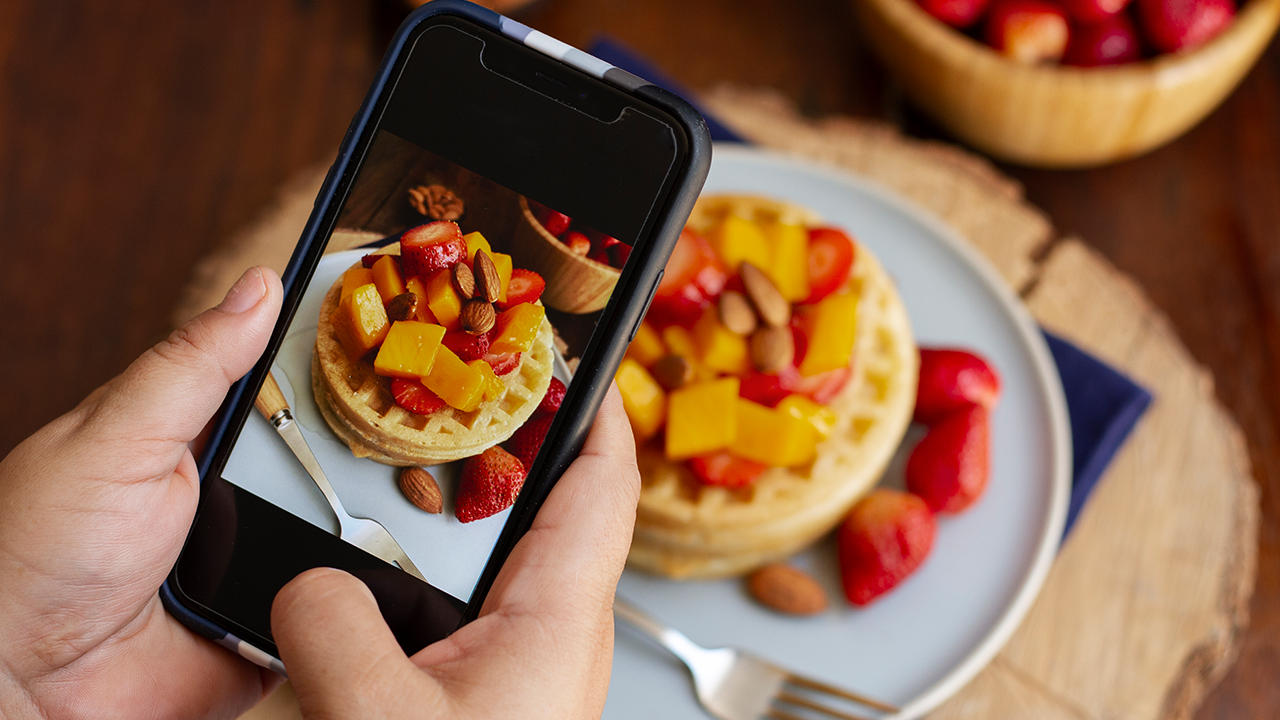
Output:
[170,16,691,656]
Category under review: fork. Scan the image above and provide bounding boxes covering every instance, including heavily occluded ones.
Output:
[613,598,897,720]
[255,371,426,582]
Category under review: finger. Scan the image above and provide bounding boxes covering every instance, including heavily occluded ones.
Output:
[272,568,433,717]
[84,267,282,457]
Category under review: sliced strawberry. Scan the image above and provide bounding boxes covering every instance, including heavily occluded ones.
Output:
[837,489,936,606]
[499,269,546,309]
[401,221,466,279]
[803,228,856,305]
[456,447,527,523]
[361,253,382,269]
[647,228,728,328]
[442,330,491,362]
[537,377,567,415]
[793,366,852,404]
[739,366,800,408]
[907,404,991,513]
[485,352,522,376]
[562,230,592,256]
[391,378,448,415]
[530,200,572,237]
[504,414,554,471]
[688,452,770,488]
[914,348,1001,424]
[790,320,810,367]
[587,244,612,265]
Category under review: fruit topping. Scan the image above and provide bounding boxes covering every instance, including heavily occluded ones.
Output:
[777,394,838,440]
[531,201,572,236]
[456,446,527,523]
[371,255,406,304]
[688,452,769,488]
[649,228,729,328]
[615,358,667,441]
[907,404,991,513]
[391,378,449,416]
[442,329,491,362]
[469,359,505,402]
[401,221,467,278]
[485,352,521,376]
[626,321,667,368]
[693,307,750,375]
[746,563,829,616]
[792,366,852,405]
[914,348,1002,423]
[423,345,486,412]
[837,489,936,606]
[490,303,547,354]
[708,213,771,273]
[665,377,740,460]
[984,0,1070,63]
[373,321,446,379]
[739,367,800,408]
[505,414,554,472]
[797,292,858,377]
[403,277,437,324]
[501,269,547,309]
[333,283,390,361]
[340,267,376,303]
[425,268,464,331]
[803,228,856,304]
[463,231,491,262]
[762,221,810,302]
[538,377,567,415]
[731,398,819,467]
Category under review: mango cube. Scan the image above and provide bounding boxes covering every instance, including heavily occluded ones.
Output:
[490,303,546,354]
[469,359,505,402]
[731,398,819,467]
[371,255,406,305]
[425,268,463,331]
[777,394,838,439]
[798,291,858,377]
[492,252,513,303]
[333,283,390,361]
[660,325,698,361]
[423,345,486,412]
[340,267,376,304]
[404,276,438,324]
[708,214,770,272]
[693,307,749,375]
[615,358,666,441]
[765,221,810,302]
[626,321,666,368]
[373,321,445,379]
[464,231,492,261]
[665,377,740,460]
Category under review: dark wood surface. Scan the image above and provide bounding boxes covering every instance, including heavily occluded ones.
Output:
[0,0,1275,716]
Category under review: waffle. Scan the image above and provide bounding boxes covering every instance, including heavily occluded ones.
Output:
[627,195,918,579]
[312,251,555,466]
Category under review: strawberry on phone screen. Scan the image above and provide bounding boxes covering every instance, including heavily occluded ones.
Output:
[391,378,449,415]
[499,269,546,309]
[400,221,467,278]
[803,228,856,304]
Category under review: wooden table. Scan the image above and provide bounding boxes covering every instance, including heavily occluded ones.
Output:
[0,1,1275,716]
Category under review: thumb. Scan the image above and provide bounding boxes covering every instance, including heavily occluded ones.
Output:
[85,267,282,451]
[272,568,429,717]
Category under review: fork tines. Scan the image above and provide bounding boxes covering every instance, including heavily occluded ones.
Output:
[765,673,898,720]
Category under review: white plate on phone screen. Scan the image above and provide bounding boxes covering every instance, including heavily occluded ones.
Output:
[604,146,1071,720]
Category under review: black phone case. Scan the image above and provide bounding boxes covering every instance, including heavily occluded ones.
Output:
[162,0,711,669]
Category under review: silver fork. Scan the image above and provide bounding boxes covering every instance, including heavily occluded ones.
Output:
[613,598,897,720]
[255,371,426,582]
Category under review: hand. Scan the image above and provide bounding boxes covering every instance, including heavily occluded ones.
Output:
[0,268,285,719]
[270,385,642,720]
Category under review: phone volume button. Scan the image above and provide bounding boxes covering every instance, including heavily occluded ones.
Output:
[630,270,663,341]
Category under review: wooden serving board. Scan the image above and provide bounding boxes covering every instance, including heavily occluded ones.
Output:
[182,87,1255,720]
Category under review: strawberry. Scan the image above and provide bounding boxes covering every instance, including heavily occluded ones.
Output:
[485,352,521,376]
[688,452,770,488]
[914,348,1001,424]
[504,414,554,471]
[609,241,633,267]
[648,228,728,328]
[1058,0,1131,21]
[361,253,382,269]
[563,231,592,256]
[803,228,856,305]
[401,221,467,279]
[984,0,1070,63]
[739,367,800,407]
[537,377,567,415]
[587,243,612,265]
[1136,0,1235,52]
[391,378,448,415]
[793,366,852,404]
[499,269,546,308]
[443,329,490,362]
[530,200,572,236]
[837,489,936,606]
[1063,14,1142,65]
[906,404,991,513]
[918,0,992,27]
[455,447,527,523]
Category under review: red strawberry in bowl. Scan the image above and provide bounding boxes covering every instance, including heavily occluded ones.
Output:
[985,0,1071,63]
[1137,0,1235,52]
[456,446,527,523]
[918,0,993,28]
[837,489,937,606]
[1063,13,1142,65]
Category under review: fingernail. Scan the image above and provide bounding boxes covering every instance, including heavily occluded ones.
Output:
[219,267,266,314]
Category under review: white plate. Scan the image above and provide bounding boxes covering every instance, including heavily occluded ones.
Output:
[604,146,1071,719]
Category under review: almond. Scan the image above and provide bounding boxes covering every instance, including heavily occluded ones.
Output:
[718,290,758,335]
[747,563,828,616]
[651,354,694,390]
[452,261,477,300]
[399,467,443,514]
[750,325,794,373]
[460,298,496,335]
[741,262,791,328]
[473,251,502,303]
[386,293,419,322]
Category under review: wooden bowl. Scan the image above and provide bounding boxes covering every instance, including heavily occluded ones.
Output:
[852,0,1280,167]
[512,196,621,314]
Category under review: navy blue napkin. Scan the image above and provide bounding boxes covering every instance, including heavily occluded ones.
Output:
[589,38,1153,539]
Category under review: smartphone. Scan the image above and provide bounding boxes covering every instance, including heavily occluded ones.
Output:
[162,0,710,671]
